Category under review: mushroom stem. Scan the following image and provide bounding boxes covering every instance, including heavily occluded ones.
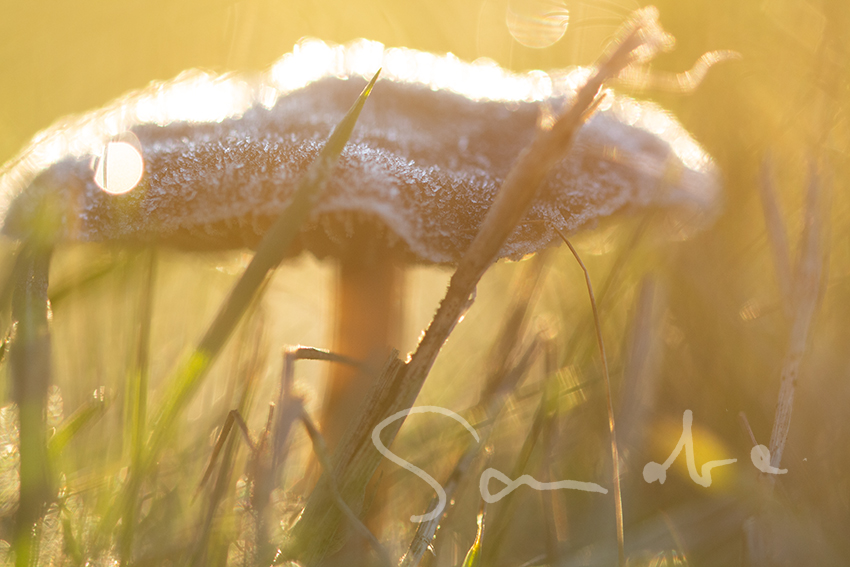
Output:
[322,225,402,452]
[10,242,53,567]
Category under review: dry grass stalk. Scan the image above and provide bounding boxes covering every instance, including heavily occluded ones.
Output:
[758,157,795,318]
[283,9,696,564]
[766,160,828,472]
[746,158,830,567]
[286,8,675,564]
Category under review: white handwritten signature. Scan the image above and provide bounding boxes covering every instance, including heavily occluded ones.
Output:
[372,407,787,523]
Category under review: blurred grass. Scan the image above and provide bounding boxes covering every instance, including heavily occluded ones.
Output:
[1,0,850,565]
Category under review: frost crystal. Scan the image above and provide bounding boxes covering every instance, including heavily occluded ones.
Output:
[0,39,720,263]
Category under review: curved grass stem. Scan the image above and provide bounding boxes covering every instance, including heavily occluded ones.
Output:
[557,229,625,567]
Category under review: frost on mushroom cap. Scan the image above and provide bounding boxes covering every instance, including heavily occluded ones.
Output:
[0,38,721,263]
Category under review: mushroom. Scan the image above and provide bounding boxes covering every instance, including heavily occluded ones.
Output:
[0,35,719,462]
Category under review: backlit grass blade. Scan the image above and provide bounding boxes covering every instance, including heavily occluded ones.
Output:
[461,507,485,567]
[103,69,381,544]
[145,68,380,464]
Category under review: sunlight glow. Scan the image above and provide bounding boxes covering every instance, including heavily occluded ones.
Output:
[269,37,560,103]
[0,37,716,219]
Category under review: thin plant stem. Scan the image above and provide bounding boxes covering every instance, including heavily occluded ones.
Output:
[288,13,673,563]
[559,214,651,370]
[299,408,391,567]
[557,229,624,567]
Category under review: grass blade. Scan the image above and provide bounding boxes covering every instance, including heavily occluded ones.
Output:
[47,390,108,458]
[146,69,381,461]
[557,230,624,567]
[104,69,381,544]
[10,242,53,567]
[460,506,485,567]
[768,161,827,471]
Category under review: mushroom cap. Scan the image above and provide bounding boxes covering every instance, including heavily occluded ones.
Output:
[0,39,720,263]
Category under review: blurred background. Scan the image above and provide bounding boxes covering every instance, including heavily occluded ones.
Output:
[1,0,848,565]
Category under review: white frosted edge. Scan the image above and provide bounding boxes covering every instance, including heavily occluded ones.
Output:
[0,37,717,222]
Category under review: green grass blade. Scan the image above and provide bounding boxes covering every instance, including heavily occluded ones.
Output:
[146,68,381,463]
[10,243,53,567]
[47,391,108,459]
[461,508,485,567]
[101,70,381,542]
